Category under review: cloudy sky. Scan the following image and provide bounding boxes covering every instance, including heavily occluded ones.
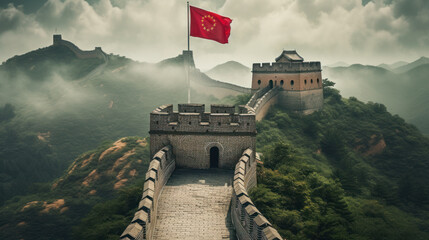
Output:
[1,0,428,70]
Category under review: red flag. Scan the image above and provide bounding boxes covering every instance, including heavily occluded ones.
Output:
[190,6,232,44]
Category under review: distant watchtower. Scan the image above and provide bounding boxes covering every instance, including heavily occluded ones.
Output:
[252,50,323,113]
[149,104,256,169]
[53,34,62,45]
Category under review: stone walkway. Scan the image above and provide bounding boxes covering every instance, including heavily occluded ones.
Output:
[152,169,236,240]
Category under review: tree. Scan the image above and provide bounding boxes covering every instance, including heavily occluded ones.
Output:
[323,78,336,88]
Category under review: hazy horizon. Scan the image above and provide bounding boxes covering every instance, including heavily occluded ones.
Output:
[1,0,429,70]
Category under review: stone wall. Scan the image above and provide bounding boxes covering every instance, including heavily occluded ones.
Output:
[252,87,280,121]
[149,104,256,169]
[53,34,105,60]
[252,62,321,73]
[231,150,283,240]
[252,71,322,92]
[247,86,270,108]
[120,146,175,240]
[250,54,323,113]
[278,88,324,114]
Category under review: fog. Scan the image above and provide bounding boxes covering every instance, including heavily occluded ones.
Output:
[1,0,429,70]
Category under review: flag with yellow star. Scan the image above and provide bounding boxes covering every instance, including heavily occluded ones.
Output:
[190,5,232,44]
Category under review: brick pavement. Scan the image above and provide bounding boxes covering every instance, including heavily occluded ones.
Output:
[152,169,236,240]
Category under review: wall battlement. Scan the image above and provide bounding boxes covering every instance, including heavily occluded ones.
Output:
[252,61,321,73]
[231,150,283,240]
[150,104,256,135]
[121,145,176,240]
[52,34,105,60]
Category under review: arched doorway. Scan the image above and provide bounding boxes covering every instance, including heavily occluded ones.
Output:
[210,147,219,168]
[269,80,273,89]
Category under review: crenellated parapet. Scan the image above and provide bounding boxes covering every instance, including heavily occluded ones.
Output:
[231,149,283,240]
[120,145,176,240]
[53,34,106,60]
[149,104,256,135]
[252,62,321,73]
[150,104,256,169]
[251,50,324,113]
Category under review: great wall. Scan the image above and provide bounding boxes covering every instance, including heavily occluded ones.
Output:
[53,34,106,60]
[120,49,324,240]
[49,35,323,239]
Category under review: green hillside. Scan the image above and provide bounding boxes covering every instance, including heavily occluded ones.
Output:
[0,137,150,239]
[250,84,429,240]
[0,44,104,81]
[2,83,428,240]
[324,62,429,135]
[0,46,234,204]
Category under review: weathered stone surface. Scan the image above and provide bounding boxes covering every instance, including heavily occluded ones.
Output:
[152,169,236,240]
[120,222,142,239]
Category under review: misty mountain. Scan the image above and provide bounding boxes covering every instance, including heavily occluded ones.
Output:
[377,60,408,71]
[0,40,247,204]
[393,56,429,73]
[205,60,251,88]
[324,61,429,134]
[325,61,349,68]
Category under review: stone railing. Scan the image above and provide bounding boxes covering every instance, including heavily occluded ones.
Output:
[231,149,283,240]
[120,145,175,240]
[253,87,280,116]
[247,86,271,109]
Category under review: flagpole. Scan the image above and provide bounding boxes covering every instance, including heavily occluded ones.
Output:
[186,1,191,103]
[187,1,190,51]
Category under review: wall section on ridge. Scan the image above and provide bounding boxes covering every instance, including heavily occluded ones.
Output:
[231,150,283,240]
[120,146,175,240]
[278,88,323,114]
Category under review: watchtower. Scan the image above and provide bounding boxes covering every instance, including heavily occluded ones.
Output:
[149,104,256,169]
[252,50,323,113]
[53,34,62,45]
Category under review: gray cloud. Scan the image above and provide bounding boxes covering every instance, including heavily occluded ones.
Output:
[0,0,428,69]
[0,4,23,34]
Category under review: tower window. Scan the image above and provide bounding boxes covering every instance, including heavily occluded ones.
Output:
[304,79,307,85]
[317,78,320,83]
[290,80,294,86]
[280,80,284,86]
[311,79,313,84]
[257,80,261,85]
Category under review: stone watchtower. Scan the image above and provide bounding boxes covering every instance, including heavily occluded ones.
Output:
[149,104,256,169]
[252,50,323,113]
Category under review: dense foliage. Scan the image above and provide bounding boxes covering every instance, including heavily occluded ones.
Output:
[251,84,429,239]
[0,46,235,204]
[0,103,60,204]
[324,62,429,135]
[0,137,149,239]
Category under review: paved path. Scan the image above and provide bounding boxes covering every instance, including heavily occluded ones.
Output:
[152,169,236,240]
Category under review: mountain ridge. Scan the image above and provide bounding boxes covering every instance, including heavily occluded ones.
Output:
[204,60,251,88]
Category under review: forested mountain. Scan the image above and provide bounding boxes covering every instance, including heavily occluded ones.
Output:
[0,137,150,239]
[2,83,428,240]
[324,60,429,135]
[0,44,238,204]
[251,83,429,240]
